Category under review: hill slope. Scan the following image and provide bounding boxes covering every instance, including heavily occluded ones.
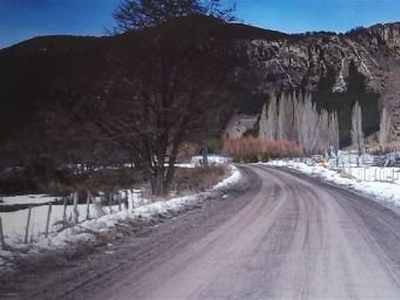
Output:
[1,19,400,159]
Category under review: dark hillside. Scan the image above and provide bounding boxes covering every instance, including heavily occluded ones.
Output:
[1,17,400,171]
[0,18,285,143]
[0,36,115,138]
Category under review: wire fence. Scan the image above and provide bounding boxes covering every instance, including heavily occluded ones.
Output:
[321,151,400,184]
[339,165,400,183]
[0,189,144,249]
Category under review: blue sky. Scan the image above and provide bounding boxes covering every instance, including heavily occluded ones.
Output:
[1,0,399,49]
[235,0,400,33]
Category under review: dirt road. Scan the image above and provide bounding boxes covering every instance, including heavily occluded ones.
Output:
[4,165,400,299]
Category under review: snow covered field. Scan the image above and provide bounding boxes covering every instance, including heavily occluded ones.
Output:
[0,165,242,270]
[3,157,399,270]
[0,190,146,244]
[266,159,400,208]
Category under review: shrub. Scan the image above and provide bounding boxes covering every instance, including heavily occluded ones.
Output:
[222,137,303,162]
[206,138,223,154]
[382,142,400,153]
[260,152,270,162]
[172,165,226,194]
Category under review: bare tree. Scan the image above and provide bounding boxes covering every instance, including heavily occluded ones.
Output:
[328,110,340,153]
[264,93,278,140]
[95,17,243,196]
[297,92,320,155]
[111,0,235,33]
[317,110,340,155]
[259,102,268,139]
[378,106,391,151]
[259,89,339,156]
[317,109,329,152]
[290,91,300,142]
[351,101,364,157]
[278,92,293,140]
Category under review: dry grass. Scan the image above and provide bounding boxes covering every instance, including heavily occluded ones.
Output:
[172,165,227,194]
[382,142,400,153]
[222,137,303,162]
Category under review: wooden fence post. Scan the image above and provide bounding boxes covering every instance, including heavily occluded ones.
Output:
[0,216,7,250]
[86,190,91,220]
[45,202,52,238]
[24,206,32,244]
[118,194,122,212]
[124,189,129,211]
[73,191,79,224]
[62,196,68,226]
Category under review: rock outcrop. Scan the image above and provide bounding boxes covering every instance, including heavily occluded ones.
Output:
[244,22,400,140]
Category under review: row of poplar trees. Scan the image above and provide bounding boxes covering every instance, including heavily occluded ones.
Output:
[259,90,394,155]
[259,90,340,155]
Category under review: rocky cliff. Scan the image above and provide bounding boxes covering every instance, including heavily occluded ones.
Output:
[242,22,400,140]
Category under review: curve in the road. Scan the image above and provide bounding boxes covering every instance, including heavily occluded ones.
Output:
[5,165,400,300]
[95,165,400,299]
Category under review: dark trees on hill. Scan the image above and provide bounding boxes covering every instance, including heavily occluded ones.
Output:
[111,0,235,33]
[93,17,244,196]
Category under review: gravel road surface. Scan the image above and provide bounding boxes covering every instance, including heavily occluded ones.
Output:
[3,165,400,299]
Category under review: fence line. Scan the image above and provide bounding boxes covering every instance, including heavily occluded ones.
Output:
[332,163,400,184]
[1,189,145,247]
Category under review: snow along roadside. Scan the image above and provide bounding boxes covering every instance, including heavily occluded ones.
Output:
[0,165,242,270]
[265,160,400,208]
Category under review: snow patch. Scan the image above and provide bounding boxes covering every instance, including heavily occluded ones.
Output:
[266,160,400,207]
[0,164,243,270]
[213,165,242,190]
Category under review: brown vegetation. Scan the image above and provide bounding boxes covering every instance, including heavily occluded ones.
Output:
[223,137,303,162]
[381,141,400,153]
[172,165,227,194]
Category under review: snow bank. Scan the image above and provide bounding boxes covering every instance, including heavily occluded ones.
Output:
[213,165,242,190]
[266,160,400,207]
[0,164,242,269]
